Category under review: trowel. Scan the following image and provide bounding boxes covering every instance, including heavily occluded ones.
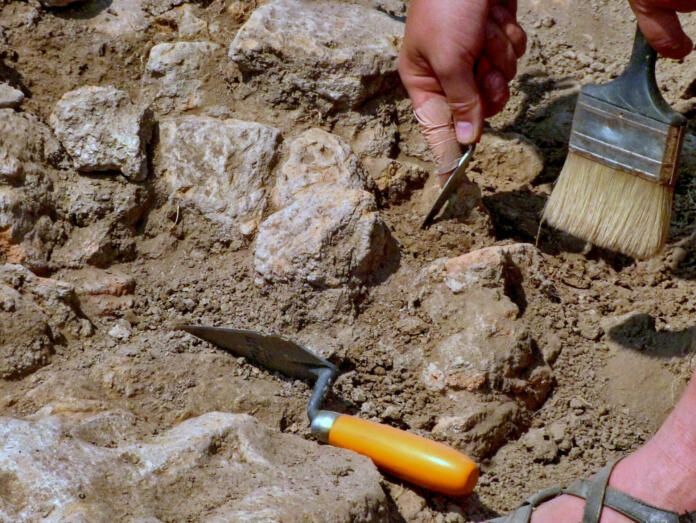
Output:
[421,144,476,228]
[179,325,479,496]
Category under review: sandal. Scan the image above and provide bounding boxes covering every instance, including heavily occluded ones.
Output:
[489,460,696,522]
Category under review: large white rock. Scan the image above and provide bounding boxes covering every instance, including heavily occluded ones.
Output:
[228,0,404,109]
[49,86,152,181]
[157,116,281,236]
[145,41,220,112]
[272,128,369,208]
[255,185,391,287]
[0,411,387,522]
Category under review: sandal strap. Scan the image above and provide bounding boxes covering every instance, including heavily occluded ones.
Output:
[581,460,618,522]
[565,474,696,523]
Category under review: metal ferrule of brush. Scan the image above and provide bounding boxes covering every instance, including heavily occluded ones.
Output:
[568,91,685,186]
[310,410,340,442]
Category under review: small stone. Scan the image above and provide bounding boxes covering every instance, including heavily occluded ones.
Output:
[157,116,281,236]
[50,86,153,181]
[255,184,393,287]
[521,428,558,463]
[362,158,428,203]
[271,128,369,209]
[541,333,562,364]
[432,398,524,459]
[576,310,603,340]
[473,132,544,189]
[228,0,403,109]
[0,83,24,108]
[108,320,131,341]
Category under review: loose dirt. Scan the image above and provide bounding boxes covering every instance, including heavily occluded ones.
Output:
[2,0,696,521]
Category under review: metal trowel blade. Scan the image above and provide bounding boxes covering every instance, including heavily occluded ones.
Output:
[178,325,336,382]
[421,144,476,228]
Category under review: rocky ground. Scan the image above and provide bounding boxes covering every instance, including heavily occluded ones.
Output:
[2,0,696,521]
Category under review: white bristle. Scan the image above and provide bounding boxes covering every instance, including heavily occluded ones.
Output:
[543,153,673,259]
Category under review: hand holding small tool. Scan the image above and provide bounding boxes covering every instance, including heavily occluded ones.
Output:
[399,0,526,186]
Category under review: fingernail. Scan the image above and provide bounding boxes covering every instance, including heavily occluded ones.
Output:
[455,121,475,143]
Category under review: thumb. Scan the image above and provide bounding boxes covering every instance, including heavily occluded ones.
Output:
[436,57,485,144]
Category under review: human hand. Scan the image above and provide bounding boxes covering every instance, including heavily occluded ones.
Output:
[629,0,696,58]
[398,0,526,183]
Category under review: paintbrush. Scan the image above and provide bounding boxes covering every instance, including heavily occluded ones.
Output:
[542,27,686,259]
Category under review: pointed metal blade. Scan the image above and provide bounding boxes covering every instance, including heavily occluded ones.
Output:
[422,144,476,228]
[178,325,336,382]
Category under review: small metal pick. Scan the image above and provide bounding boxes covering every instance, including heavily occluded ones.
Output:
[421,144,476,229]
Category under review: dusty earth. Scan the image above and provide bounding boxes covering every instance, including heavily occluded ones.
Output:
[2,0,696,521]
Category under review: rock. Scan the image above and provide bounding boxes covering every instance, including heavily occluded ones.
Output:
[432,398,524,459]
[0,108,64,167]
[441,243,538,295]
[576,309,604,340]
[0,412,387,521]
[272,128,369,208]
[0,282,53,378]
[0,82,24,108]
[423,312,534,393]
[0,263,80,332]
[157,4,208,37]
[89,0,151,38]
[108,319,131,340]
[53,175,147,228]
[413,245,553,408]
[145,41,220,112]
[62,268,135,318]
[157,116,281,236]
[49,86,153,181]
[362,158,428,203]
[255,184,393,287]
[51,220,135,269]
[472,132,544,189]
[0,263,84,377]
[521,428,559,463]
[228,0,404,109]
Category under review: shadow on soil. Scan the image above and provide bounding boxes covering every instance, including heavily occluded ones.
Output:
[607,312,696,358]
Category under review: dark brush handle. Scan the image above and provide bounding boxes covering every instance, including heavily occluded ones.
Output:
[583,27,686,126]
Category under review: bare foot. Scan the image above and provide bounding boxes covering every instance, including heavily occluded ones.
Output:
[530,395,696,522]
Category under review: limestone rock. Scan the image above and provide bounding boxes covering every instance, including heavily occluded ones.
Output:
[228,0,404,109]
[0,108,64,167]
[0,110,60,270]
[0,82,24,108]
[272,128,369,208]
[0,263,84,377]
[473,132,544,189]
[0,282,53,378]
[414,245,553,408]
[158,116,281,236]
[49,86,153,181]
[145,41,220,112]
[255,185,392,287]
[0,411,387,521]
[521,427,559,463]
[89,0,151,38]
[440,243,537,294]
[54,175,146,228]
[51,220,135,269]
[157,4,208,38]
[432,397,524,459]
[62,268,135,318]
[362,158,428,203]
[423,308,534,392]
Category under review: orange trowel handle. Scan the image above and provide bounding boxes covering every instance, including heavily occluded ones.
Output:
[313,412,478,496]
